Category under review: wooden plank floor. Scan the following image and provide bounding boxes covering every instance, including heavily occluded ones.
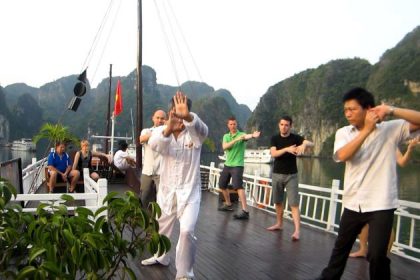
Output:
[124,190,419,280]
[29,181,418,279]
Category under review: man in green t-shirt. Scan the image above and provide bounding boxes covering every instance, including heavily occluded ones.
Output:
[218,116,260,219]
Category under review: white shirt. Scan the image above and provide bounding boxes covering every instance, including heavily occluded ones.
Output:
[114,150,132,171]
[333,119,410,212]
[149,112,208,216]
[141,127,162,176]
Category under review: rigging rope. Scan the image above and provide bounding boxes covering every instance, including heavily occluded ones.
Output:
[91,0,123,84]
[29,0,205,193]
[80,0,115,74]
[152,0,181,86]
[165,0,204,83]
[30,0,121,193]
[161,0,192,84]
[152,0,205,91]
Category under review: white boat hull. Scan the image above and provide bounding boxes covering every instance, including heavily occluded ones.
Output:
[11,139,36,151]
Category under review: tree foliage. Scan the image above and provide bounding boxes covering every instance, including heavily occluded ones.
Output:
[33,123,79,148]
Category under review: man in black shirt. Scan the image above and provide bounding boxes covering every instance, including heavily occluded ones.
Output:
[267,116,313,241]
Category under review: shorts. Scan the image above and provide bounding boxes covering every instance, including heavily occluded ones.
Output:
[218,166,244,190]
[271,173,299,206]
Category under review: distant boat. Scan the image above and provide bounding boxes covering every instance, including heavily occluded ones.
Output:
[219,148,272,164]
[11,138,36,151]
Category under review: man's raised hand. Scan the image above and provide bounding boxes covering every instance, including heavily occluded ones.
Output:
[173,91,190,120]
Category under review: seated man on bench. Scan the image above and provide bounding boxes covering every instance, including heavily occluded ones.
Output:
[47,141,80,193]
[113,140,139,191]
[113,140,136,171]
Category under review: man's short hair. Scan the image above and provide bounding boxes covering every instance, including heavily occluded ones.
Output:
[343,87,375,109]
[227,116,237,123]
[168,97,192,111]
[280,116,293,125]
[55,140,66,147]
[118,140,128,150]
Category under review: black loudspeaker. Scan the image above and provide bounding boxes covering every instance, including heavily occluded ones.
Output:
[73,82,87,97]
[68,97,82,111]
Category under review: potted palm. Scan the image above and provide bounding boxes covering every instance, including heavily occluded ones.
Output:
[33,122,80,150]
[0,178,171,279]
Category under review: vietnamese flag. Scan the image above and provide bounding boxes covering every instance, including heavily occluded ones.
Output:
[114,80,123,116]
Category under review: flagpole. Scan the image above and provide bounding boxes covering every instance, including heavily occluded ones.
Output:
[110,114,115,155]
[136,0,143,170]
[105,64,112,154]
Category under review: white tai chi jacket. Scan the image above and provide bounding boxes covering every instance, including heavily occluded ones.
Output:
[149,112,208,217]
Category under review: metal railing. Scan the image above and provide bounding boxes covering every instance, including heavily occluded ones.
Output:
[201,162,420,263]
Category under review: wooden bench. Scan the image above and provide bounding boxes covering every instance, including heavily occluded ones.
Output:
[45,167,84,193]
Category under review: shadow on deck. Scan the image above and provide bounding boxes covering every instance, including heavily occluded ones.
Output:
[115,190,418,280]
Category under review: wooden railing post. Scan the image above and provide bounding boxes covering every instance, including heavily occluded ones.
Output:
[83,168,95,208]
[326,179,340,232]
[252,170,259,206]
[97,178,108,218]
[209,162,216,190]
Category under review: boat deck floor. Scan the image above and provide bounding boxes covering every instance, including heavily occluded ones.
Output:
[29,182,418,279]
[115,187,418,280]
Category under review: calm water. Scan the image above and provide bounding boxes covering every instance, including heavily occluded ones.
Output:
[0,144,50,167]
[1,148,419,203]
[201,152,420,203]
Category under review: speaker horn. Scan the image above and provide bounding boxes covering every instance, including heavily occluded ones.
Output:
[68,96,82,111]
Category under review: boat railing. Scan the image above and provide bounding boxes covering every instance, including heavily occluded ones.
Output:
[14,167,108,218]
[200,162,420,263]
[22,157,47,195]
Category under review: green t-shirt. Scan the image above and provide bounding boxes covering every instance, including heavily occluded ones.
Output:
[223,131,246,167]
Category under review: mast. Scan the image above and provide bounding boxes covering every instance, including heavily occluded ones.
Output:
[136,0,143,169]
[105,64,112,154]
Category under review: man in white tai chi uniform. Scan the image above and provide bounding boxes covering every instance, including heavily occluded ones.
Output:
[141,91,208,280]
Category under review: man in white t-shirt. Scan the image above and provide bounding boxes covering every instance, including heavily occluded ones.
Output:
[317,87,420,280]
[139,109,166,208]
[113,141,136,172]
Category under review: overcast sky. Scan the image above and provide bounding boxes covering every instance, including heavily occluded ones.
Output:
[0,0,419,110]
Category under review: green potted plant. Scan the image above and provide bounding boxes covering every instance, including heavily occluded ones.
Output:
[33,122,80,149]
[0,178,171,279]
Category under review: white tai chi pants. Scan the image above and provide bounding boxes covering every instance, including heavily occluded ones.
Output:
[155,198,200,279]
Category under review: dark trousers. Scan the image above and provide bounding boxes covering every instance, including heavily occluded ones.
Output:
[319,208,395,280]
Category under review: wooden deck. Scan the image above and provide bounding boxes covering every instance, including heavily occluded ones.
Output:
[15,159,420,279]
[27,180,419,279]
[118,189,419,280]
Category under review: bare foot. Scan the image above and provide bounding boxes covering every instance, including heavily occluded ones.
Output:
[291,232,300,241]
[349,250,367,258]
[266,224,283,231]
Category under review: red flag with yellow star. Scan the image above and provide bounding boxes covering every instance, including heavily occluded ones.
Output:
[114,80,122,116]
